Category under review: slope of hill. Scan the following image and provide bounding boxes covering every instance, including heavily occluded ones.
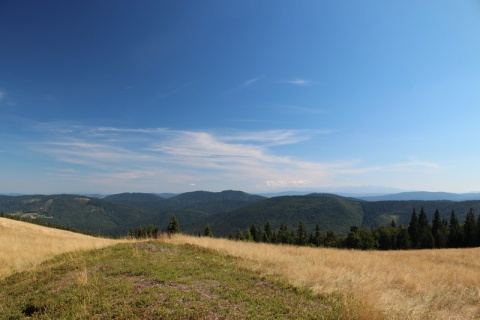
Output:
[0,191,267,236]
[360,200,480,227]
[183,194,364,237]
[0,194,153,235]
[104,192,167,212]
[0,217,121,278]
[3,191,480,239]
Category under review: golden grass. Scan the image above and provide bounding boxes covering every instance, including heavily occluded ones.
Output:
[0,218,125,279]
[165,235,480,320]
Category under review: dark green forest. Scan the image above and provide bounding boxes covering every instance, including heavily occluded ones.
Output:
[221,207,480,250]
[3,191,480,252]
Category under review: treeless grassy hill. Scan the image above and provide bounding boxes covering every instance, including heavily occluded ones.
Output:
[0,217,123,278]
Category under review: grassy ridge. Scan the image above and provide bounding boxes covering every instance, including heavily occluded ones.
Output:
[0,241,347,319]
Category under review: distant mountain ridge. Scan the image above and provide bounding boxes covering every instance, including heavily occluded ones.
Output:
[2,190,480,238]
[358,191,480,201]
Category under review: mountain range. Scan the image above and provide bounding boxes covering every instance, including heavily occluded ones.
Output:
[2,190,480,237]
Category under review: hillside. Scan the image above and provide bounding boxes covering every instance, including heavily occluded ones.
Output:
[360,200,480,227]
[0,194,153,235]
[183,194,364,237]
[0,191,266,236]
[3,192,480,239]
[0,217,122,278]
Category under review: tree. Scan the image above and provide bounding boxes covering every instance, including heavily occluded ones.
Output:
[432,209,447,248]
[236,230,245,241]
[245,228,253,242]
[278,224,293,244]
[417,207,434,249]
[249,224,262,242]
[310,224,323,246]
[408,209,420,248]
[204,224,213,237]
[396,226,411,249]
[166,215,180,236]
[477,214,480,246]
[324,230,340,248]
[463,208,477,247]
[295,220,308,245]
[263,222,272,243]
[345,226,377,250]
[448,210,462,248]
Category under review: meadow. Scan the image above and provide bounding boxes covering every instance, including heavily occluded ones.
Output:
[166,235,480,320]
[0,218,124,278]
[1,217,479,319]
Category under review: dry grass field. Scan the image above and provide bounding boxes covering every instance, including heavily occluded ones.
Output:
[0,218,124,278]
[2,218,479,319]
[166,235,480,320]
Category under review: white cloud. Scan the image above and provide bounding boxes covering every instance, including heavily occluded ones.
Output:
[287,78,310,86]
[243,76,264,87]
[388,158,441,172]
[0,90,5,101]
[29,123,360,191]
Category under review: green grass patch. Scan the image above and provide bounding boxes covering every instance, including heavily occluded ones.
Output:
[0,241,346,319]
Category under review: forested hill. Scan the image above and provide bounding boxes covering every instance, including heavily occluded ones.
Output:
[182,194,364,237]
[2,192,480,237]
[0,191,266,236]
[104,190,266,215]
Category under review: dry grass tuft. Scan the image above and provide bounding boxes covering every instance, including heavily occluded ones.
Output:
[0,217,125,278]
[165,234,480,320]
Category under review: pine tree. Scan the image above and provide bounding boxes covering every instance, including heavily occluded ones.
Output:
[432,209,448,248]
[278,224,293,244]
[204,224,213,237]
[236,230,245,241]
[313,224,322,246]
[263,222,272,243]
[476,215,480,247]
[418,207,434,249]
[324,230,339,247]
[396,226,411,249]
[295,220,308,245]
[408,209,420,248]
[245,228,253,242]
[448,210,462,248]
[463,208,477,247]
[249,224,263,242]
[166,215,180,236]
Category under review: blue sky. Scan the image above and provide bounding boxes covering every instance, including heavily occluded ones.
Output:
[1,1,480,194]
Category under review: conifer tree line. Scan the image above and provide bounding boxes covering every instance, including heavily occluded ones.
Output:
[227,207,480,250]
[129,216,180,239]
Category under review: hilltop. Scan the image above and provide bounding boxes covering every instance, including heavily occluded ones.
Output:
[0,219,346,319]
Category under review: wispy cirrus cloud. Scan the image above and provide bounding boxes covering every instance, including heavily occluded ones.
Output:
[220,76,265,98]
[26,122,443,193]
[286,78,310,86]
[28,122,351,191]
[243,75,265,87]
